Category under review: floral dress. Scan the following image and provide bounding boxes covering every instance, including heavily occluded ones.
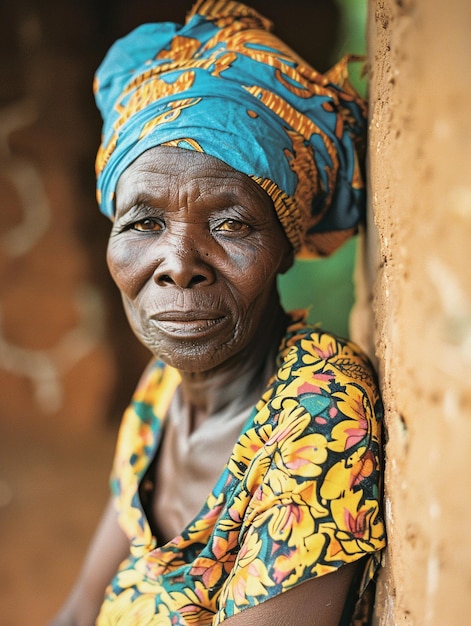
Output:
[97,315,386,625]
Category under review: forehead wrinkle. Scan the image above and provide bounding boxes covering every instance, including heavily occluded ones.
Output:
[116,164,175,212]
[188,167,274,217]
[117,146,276,220]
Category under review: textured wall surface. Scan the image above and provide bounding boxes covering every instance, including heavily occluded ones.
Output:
[368,0,471,623]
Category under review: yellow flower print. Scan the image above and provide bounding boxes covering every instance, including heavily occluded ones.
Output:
[211,534,237,561]
[114,412,151,473]
[263,407,329,480]
[269,394,299,413]
[263,500,316,548]
[300,334,338,365]
[220,494,245,533]
[271,549,322,587]
[236,527,263,568]
[130,361,163,402]
[301,481,330,518]
[190,555,231,589]
[291,365,334,394]
[145,546,187,578]
[137,420,156,444]
[320,447,370,501]
[114,564,143,590]
[97,588,133,625]
[228,425,272,479]
[168,587,216,624]
[179,491,226,546]
[252,399,273,426]
[277,345,299,381]
[240,453,272,498]
[101,320,386,626]
[278,432,328,478]
[298,334,374,388]
[330,490,383,556]
[125,503,143,527]
[179,603,215,625]
[260,466,292,497]
[328,390,373,454]
[226,532,275,606]
[334,384,372,424]
[240,557,276,600]
[99,589,162,626]
[266,401,310,435]
[188,535,238,590]
[189,505,224,539]
[129,576,164,598]
[125,594,160,625]
[114,558,159,594]
[205,489,228,513]
[271,552,297,584]
[253,470,327,522]
[349,449,376,489]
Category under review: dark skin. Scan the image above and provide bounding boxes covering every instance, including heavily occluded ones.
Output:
[49,146,358,625]
[108,146,294,428]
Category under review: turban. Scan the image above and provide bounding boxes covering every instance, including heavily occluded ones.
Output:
[94,0,367,257]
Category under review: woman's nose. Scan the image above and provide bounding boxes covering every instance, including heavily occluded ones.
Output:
[152,239,215,288]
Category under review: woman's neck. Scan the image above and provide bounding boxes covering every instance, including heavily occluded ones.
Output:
[178,304,288,431]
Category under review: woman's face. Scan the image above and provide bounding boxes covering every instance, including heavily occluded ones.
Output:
[108,146,293,373]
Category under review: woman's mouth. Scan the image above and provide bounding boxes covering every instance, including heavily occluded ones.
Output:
[149,311,227,338]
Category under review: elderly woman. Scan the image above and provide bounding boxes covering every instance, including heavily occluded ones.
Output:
[51,1,385,625]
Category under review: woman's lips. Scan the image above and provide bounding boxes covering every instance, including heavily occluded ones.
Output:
[150,311,227,337]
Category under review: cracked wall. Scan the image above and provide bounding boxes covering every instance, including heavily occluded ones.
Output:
[368,0,471,623]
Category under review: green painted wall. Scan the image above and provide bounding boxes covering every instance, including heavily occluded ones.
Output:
[278,0,367,339]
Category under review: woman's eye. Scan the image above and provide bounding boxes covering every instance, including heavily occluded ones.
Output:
[214,219,250,234]
[131,218,163,232]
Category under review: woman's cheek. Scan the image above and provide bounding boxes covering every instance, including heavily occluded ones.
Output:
[225,239,276,281]
[107,240,148,296]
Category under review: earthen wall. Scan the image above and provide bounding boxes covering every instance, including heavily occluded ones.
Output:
[368,1,471,623]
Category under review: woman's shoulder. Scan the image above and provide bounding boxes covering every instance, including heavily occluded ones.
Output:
[279,312,379,392]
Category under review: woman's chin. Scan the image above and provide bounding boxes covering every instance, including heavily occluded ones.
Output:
[141,332,240,374]
[154,346,230,375]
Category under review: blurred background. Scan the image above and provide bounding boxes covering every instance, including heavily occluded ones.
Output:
[0,2,366,624]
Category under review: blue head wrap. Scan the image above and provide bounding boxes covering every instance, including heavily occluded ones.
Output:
[94,0,367,256]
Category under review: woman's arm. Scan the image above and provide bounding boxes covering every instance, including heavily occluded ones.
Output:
[48,496,129,626]
[220,561,358,626]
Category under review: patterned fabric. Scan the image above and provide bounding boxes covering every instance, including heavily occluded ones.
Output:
[97,315,386,625]
[94,0,367,257]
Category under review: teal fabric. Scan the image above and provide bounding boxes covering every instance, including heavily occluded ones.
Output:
[94,0,367,256]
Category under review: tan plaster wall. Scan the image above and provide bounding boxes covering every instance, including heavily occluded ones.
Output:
[368,0,471,623]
